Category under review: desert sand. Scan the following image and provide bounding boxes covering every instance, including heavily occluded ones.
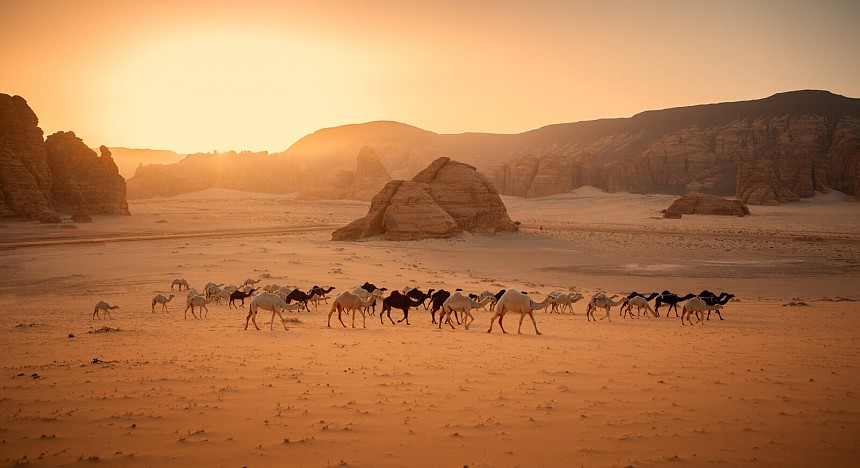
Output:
[0,188,858,467]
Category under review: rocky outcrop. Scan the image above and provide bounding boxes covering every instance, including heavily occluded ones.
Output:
[484,91,860,204]
[332,157,517,241]
[297,146,391,201]
[663,193,750,218]
[45,134,130,215]
[0,94,57,220]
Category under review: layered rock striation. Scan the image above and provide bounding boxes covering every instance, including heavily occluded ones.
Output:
[332,157,517,241]
[0,94,129,220]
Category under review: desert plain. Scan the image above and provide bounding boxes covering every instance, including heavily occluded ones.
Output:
[0,187,858,467]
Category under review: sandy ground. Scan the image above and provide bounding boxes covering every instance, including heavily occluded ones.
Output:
[0,187,858,467]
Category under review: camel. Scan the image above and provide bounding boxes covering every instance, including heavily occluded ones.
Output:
[585,293,623,322]
[214,288,232,305]
[245,293,303,330]
[186,288,200,299]
[380,291,424,325]
[406,288,435,310]
[429,289,453,324]
[229,288,256,308]
[680,297,723,325]
[285,289,314,312]
[151,293,175,313]
[618,292,659,316]
[440,292,493,330]
[698,291,735,320]
[184,295,212,319]
[309,285,336,302]
[621,295,658,319]
[357,282,386,315]
[92,301,119,320]
[487,289,551,335]
[204,283,222,300]
[547,292,584,314]
[327,290,382,328]
[171,278,190,291]
[243,278,261,287]
[654,291,696,317]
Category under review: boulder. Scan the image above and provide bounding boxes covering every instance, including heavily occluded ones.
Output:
[45,134,130,215]
[71,206,93,223]
[333,157,517,241]
[663,193,750,218]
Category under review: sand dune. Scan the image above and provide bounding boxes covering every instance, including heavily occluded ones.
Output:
[0,190,858,466]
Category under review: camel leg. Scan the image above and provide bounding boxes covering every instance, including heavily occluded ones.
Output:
[487,311,500,333]
[202,305,208,318]
[528,311,541,335]
[464,310,473,330]
[715,310,724,320]
[92,308,100,320]
[245,310,254,330]
[360,309,366,329]
[498,310,507,334]
[275,308,289,330]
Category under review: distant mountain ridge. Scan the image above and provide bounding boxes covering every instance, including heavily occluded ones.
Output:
[126,90,860,203]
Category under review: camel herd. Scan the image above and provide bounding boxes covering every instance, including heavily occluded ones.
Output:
[93,279,734,333]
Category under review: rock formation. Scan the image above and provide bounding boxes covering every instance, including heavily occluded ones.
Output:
[297,146,392,201]
[332,157,517,241]
[0,94,130,220]
[45,134,130,215]
[663,193,750,218]
[486,93,860,204]
[0,94,57,221]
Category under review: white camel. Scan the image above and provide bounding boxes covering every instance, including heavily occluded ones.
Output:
[171,278,190,291]
[441,291,493,330]
[93,301,119,320]
[245,293,303,331]
[214,288,232,305]
[585,293,623,322]
[327,290,382,328]
[263,283,282,293]
[151,293,174,313]
[622,295,658,319]
[184,295,212,319]
[487,289,552,335]
[680,298,723,325]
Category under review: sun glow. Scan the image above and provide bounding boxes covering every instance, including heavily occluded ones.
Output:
[94,28,375,153]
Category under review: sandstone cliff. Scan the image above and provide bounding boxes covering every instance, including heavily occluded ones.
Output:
[332,157,517,241]
[1,94,129,221]
[0,94,57,221]
[485,92,860,204]
[45,133,129,215]
[297,146,392,201]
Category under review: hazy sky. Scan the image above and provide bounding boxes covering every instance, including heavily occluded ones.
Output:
[2,0,859,153]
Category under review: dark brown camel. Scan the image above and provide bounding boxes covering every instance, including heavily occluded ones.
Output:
[654,291,696,317]
[429,289,457,324]
[698,291,735,320]
[406,288,435,309]
[380,291,424,325]
[285,289,313,312]
[229,288,256,308]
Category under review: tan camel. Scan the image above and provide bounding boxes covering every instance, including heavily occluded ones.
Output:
[151,293,175,313]
[245,293,302,330]
[622,295,658,319]
[171,278,190,291]
[440,291,493,330]
[184,295,212,319]
[585,293,622,322]
[243,278,261,287]
[327,290,381,328]
[548,292,584,314]
[487,289,551,335]
[680,298,723,325]
[92,301,119,320]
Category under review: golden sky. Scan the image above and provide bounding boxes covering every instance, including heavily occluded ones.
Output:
[2,0,859,153]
